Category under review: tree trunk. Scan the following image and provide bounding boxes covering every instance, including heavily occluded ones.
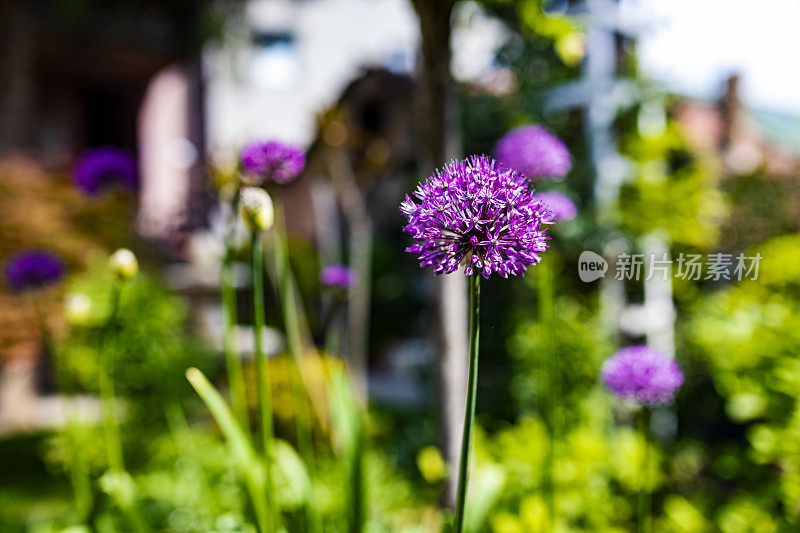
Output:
[411,0,465,508]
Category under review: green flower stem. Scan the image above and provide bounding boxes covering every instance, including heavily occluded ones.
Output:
[98,283,125,473]
[252,233,277,533]
[349,430,365,533]
[271,197,314,450]
[537,258,557,528]
[638,409,652,533]
[453,273,481,533]
[271,196,322,533]
[222,251,249,432]
[31,297,93,521]
[67,422,94,522]
[97,280,150,533]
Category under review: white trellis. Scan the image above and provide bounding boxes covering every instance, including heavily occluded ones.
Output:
[545,0,675,358]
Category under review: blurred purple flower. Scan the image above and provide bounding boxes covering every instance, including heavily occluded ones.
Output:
[601,345,684,406]
[73,147,137,195]
[494,125,571,180]
[240,140,305,184]
[321,264,356,288]
[400,155,552,279]
[535,191,577,222]
[4,251,65,292]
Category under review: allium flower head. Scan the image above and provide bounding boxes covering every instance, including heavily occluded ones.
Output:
[240,140,305,184]
[74,147,137,195]
[321,264,356,289]
[494,125,571,180]
[400,155,552,279]
[602,345,684,406]
[535,191,577,222]
[4,251,65,292]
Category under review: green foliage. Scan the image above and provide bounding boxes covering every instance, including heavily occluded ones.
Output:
[59,258,210,432]
[719,173,800,251]
[516,0,584,66]
[688,234,800,525]
[476,403,665,532]
[508,289,612,424]
[186,367,270,530]
[618,117,727,249]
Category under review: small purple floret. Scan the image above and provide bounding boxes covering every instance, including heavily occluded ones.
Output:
[601,345,684,406]
[494,125,571,180]
[321,264,356,288]
[400,155,552,279]
[73,147,137,195]
[4,251,65,292]
[535,191,577,222]
[240,140,306,184]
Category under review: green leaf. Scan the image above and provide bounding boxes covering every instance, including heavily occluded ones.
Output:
[272,438,311,509]
[326,363,366,533]
[327,365,363,460]
[465,464,506,533]
[186,368,268,530]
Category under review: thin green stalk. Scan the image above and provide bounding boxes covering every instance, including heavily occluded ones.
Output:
[222,252,249,432]
[67,421,94,522]
[271,196,322,533]
[252,233,277,533]
[537,259,557,530]
[98,284,125,473]
[97,280,150,533]
[349,431,365,533]
[638,409,652,533]
[187,368,269,533]
[326,362,365,533]
[453,274,481,533]
[32,298,93,521]
[271,197,315,455]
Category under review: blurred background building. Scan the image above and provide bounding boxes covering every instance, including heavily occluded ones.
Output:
[2,0,800,473]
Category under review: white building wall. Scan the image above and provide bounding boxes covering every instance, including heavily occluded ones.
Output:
[204,0,419,155]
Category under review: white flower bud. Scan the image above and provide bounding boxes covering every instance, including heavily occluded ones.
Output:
[109,248,138,279]
[64,293,92,325]
[238,187,274,232]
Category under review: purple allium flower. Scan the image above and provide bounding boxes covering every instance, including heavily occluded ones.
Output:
[601,345,684,406]
[400,155,552,279]
[4,251,65,292]
[535,191,577,222]
[321,264,356,288]
[73,147,137,195]
[240,140,306,184]
[494,125,571,180]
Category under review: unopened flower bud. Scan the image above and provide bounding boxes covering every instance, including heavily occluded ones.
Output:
[109,248,138,279]
[238,187,274,232]
[64,293,92,325]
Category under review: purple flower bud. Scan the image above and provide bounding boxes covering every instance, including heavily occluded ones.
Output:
[400,155,552,279]
[321,264,356,288]
[494,125,571,180]
[73,147,137,195]
[240,140,305,184]
[4,251,65,292]
[602,345,684,406]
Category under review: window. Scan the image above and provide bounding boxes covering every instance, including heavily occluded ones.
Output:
[250,31,299,89]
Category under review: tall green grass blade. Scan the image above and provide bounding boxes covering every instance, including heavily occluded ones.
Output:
[464,464,506,533]
[272,439,311,510]
[327,364,365,533]
[186,367,270,533]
